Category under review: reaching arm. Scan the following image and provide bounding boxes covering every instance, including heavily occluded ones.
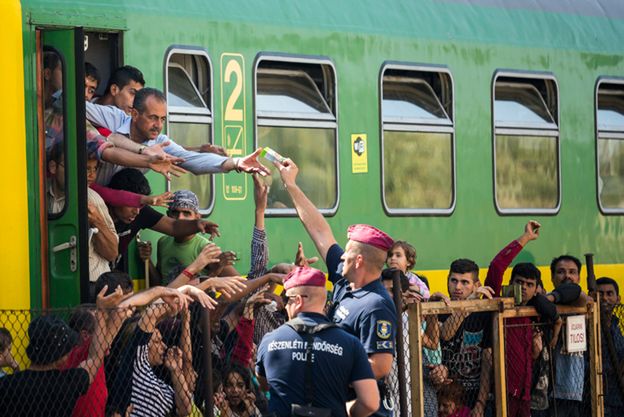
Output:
[348,379,380,417]
[440,311,469,341]
[88,202,118,262]
[368,352,393,380]
[484,220,540,296]
[80,286,127,383]
[225,273,285,302]
[151,216,220,240]
[422,314,440,350]
[167,243,222,288]
[275,159,337,262]
[248,174,270,278]
[179,310,197,396]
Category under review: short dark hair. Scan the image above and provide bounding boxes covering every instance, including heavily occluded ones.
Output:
[108,168,151,195]
[68,306,96,334]
[511,262,542,287]
[105,65,145,94]
[449,258,479,283]
[43,47,61,71]
[437,381,465,405]
[95,271,134,296]
[550,255,582,277]
[380,268,410,292]
[388,241,417,270]
[0,328,12,352]
[133,87,166,113]
[597,277,619,296]
[84,62,100,85]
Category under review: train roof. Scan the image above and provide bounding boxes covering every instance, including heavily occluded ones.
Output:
[22,0,624,53]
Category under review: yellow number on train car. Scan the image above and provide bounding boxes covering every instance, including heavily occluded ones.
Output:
[220,53,247,200]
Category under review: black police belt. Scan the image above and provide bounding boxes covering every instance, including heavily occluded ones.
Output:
[286,317,337,417]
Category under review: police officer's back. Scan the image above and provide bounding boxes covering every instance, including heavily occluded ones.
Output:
[256,267,379,417]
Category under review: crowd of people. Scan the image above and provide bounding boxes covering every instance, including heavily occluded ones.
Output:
[0,56,621,417]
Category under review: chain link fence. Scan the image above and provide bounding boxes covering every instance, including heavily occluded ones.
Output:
[601,303,624,417]
[0,294,610,417]
[0,305,215,417]
[388,298,603,417]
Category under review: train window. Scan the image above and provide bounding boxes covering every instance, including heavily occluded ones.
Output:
[43,47,68,218]
[493,74,560,213]
[596,81,624,212]
[165,48,213,212]
[380,66,455,214]
[255,58,338,214]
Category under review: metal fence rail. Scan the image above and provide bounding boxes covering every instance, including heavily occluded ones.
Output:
[0,299,618,417]
[391,299,605,417]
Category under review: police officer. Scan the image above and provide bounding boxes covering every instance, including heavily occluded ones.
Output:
[256,267,379,417]
[275,158,398,417]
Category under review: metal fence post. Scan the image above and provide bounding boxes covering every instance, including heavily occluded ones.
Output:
[392,271,408,417]
[201,307,213,417]
[493,307,507,417]
[589,299,604,417]
[408,302,424,417]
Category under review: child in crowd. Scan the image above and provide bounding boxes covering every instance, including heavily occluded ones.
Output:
[438,382,471,417]
[0,328,19,377]
[216,366,261,417]
[386,240,430,300]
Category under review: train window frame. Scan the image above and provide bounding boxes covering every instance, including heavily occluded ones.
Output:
[492,70,561,215]
[164,46,215,214]
[595,77,624,214]
[253,53,339,217]
[379,62,456,216]
[43,45,70,220]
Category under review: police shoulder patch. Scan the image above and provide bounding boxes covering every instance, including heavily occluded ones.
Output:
[376,340,393,350]
[376,320,392,339]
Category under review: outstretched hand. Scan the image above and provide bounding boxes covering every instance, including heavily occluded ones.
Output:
[197,220,220,240]
[141,191,173,208]
[206,250,237,277]
[294,242,319,267]
[198,143,228,156]
[274,158,298,188]
[238,148,270,176]
[148,156,187,180]
[202,276,248,297]
[192,243,222,271]
[178,285,218,310]
[160,287,192,312]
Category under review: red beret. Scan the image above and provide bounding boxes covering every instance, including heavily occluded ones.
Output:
[347,224,394,251]
[283,267,327,290]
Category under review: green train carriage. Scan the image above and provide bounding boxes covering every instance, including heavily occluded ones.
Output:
[0,0,622,309]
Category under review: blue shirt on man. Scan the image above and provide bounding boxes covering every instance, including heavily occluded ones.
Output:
[326,244,397,355]
[256,312,374,417]
[326,244,398,417]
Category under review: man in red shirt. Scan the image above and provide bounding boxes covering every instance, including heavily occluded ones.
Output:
[484,221,562,417]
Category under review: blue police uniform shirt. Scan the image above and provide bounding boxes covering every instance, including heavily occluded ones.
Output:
[326,244,398,417]
[256,312,374,417]
[326,244,397,355]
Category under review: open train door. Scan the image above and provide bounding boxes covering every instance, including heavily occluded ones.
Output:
[37,28,88,307]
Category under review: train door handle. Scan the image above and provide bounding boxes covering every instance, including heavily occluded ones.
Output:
[52,235,77,272]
